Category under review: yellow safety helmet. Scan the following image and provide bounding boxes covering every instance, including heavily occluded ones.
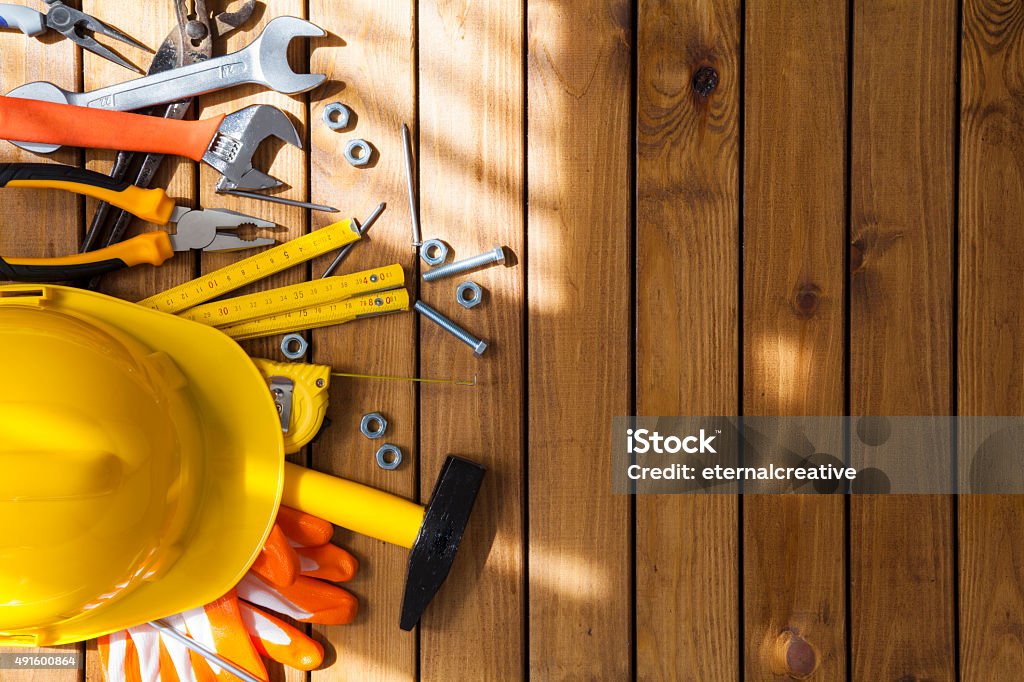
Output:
[0,285,284,646]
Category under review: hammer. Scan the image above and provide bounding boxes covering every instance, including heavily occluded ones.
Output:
[283,457,485,629]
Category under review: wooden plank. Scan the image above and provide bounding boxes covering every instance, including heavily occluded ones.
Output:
[307,2,418,681]
[0,0,82,678]
[526,1,632,678]
[635,0,740,679]
[848,0,957,679]
[959,0,1024,677]
[417,0,524,680]
[82,0,193,303]
[198,1,309,363]
[742,1,847,678]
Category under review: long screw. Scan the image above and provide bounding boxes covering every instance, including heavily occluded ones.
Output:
[223,189,339,213]
[422,245,506,282]
[321,202,385,278]
[414,300,488,356]
[401,124,422,248]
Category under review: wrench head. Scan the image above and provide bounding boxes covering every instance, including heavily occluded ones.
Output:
[203,104,303,191]
[252,16,327,94]
[5,82,72,154]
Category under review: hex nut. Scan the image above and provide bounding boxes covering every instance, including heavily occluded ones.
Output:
[344,139,373,167]
[375,443,403,470]
[421,238,450,266]
[456,281,483,309]
[281,333,308,360]
[322,102,352,131]
[360,411,388,439]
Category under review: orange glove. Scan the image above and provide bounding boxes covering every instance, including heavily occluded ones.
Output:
[98,507,358,682]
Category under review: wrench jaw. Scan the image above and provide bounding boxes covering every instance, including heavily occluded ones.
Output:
[203,105,303,192]
[214,168,281,193]
[254,16,328,94]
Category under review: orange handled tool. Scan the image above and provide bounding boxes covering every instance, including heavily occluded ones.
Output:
[0,97,302,192]
[0,96,223,161]
[0,163,174,223]
[0,163,278,282]
[0,233,175,282]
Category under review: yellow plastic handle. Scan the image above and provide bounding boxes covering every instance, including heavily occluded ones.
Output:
[5,232,175,269]
[282,462,426,549]
[8,178,176,225]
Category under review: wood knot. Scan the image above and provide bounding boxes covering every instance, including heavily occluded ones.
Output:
[791,283,821,319]
[850,240,865,273]
[692,66,719,97]
[771,631,818,679]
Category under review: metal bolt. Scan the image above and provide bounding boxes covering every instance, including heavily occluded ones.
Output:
[422,245,506,282]
[414,300,488,356]
[185,20,208,41]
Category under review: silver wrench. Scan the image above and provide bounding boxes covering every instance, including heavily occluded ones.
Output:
[7,16,325,154]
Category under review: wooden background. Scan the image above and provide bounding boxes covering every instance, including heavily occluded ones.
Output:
[2,0,1023,679]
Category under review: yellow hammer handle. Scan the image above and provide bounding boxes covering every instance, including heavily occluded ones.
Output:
[282,462,425,549]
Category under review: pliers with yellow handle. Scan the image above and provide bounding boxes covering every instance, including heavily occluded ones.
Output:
[0,163,277,282]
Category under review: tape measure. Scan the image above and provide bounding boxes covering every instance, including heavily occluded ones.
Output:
[219,289,411,340]
[179,264,405,328]
[138,219,362,314]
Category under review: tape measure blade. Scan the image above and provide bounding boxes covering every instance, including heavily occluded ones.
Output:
[138,219,362,314]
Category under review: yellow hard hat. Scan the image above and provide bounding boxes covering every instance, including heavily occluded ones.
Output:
[0,285,284,646]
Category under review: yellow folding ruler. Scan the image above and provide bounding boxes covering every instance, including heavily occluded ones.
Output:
[219,289,410,340]
[179,264,405,327]
[138,218,362,314]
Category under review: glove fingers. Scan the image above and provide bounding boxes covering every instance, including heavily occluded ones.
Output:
[99,630,140,682]
[296,543,358,582]
[126,625,174,682]
[238,574,358,625]
[160,614,203,682]
[250,524,300,588]
[99,622,202,682]
[277,506,334,547]
[182,591,269,682]
[238,601,324,671]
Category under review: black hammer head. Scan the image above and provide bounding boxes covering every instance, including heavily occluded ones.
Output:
[399,456,486,630]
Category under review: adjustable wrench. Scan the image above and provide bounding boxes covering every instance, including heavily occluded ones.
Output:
[0,98,303,192]
[6,16,325,154]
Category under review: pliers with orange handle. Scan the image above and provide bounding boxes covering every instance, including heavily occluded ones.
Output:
[0,163,276,282]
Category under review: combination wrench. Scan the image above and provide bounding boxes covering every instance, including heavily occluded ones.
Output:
[5,16,326,154]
